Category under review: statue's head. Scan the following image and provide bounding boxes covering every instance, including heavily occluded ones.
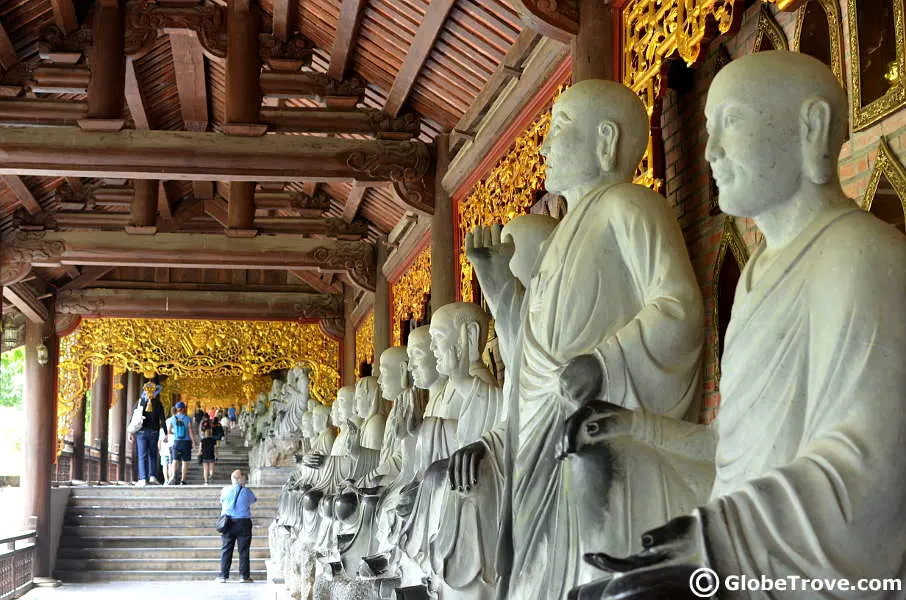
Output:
[312,403,330,432]
[501,214,559,287]
[378,346,409,400]
[354,375,383,419]
[429,302,489,377]
[407,325,441,389]
[332,386,355,426]
[300,411,314,439]
[540,80,649,195]
[706,51,847,218]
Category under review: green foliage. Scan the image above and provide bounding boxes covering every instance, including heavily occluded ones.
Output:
[0,347,25,408]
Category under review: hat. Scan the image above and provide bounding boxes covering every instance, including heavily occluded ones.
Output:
[175,401,186,409]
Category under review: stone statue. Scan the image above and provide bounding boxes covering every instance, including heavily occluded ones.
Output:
[571,51,906,599]
[403,302,504,599]
[455,78,709,599]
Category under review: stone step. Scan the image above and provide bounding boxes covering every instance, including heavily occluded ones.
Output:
[58,536,269,549]
[68,499,278,511]
[57,546,271,560]
[68,485,282,497]
[66,506,249,518]
[62,525,270,537]
[64,513,276,525]
[55,557,268,571]
[53,570,268,582]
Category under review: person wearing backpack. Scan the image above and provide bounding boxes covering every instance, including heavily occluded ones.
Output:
[166,401,196,485]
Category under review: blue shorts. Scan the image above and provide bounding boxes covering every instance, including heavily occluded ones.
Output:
[172,440,192,461]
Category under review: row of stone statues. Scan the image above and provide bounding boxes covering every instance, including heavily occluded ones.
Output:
[263,51,905,600]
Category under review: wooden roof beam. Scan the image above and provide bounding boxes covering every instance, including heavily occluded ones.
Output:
[383,0,457,117]
[341,182,367,222]
[272,0,298,41]
[4,230,377,291]
[3,175,42,215]
[3,283,48,324]
[289,270,343,294]
[50,0,78,34]
[0,127,433,212]
[169,31,209,132]
[56,288,344,320]
[124,58,151,130]
[327,0,367,81]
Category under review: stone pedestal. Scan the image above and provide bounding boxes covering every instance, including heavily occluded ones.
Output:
[251,466,297,486]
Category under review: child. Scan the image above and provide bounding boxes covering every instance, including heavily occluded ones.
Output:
[158,407,176,485]
[199,416,216,485]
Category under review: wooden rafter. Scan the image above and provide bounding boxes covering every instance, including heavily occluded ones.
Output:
[169,31,209,132]
[3,283,48,324]
[289,270,343,294]
[50,0,78,34]
[158,181,173,219]
[204,197,229,227]
[342,182,368,222]
[383,0,457,116]
[124,58,151,130]
[272,0,298,41]
[59,266,114,291]
[327,0,367,81]
[0,22,16,72]
[3,175,42,215]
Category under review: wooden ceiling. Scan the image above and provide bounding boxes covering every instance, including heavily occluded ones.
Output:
[0,0,531,307]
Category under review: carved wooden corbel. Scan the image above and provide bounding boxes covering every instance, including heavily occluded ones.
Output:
[345,141,435,215]
[511,0,578,43]
[314,241,376,293]
[318,317,345,342]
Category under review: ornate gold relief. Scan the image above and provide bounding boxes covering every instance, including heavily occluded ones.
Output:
[622,0,740,189]
[792,0,845,87]
[458,109,553,302]
[861,136,906,223]
[355,311,375,372]
[163,375,273,410]
[56,319,340,453]
[391,247,432,346]
[848,0,906,131]
[754,4,789,52]
[710,217,750,389]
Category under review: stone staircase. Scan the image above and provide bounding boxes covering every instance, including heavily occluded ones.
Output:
[55,431,282,582]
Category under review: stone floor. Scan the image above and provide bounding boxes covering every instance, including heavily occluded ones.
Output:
[20,580,282,600]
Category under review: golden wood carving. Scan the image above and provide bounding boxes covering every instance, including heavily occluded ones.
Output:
[847,0,906,131]
[391,247,432,345]
[163,375,273,410]
[861,136,906,221]
[710,217,749,389]
[792,0,845,86]
[754,4,789,52]
[56,319,340,452]
[621,0,740,189]
[458,110,553,302]
[355,311,375,371]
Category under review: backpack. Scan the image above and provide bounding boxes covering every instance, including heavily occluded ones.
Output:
[173,415,188,440]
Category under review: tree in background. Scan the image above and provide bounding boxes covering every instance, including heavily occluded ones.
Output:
[0,347,25,408]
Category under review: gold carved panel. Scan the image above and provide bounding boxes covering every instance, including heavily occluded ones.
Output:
[792,0,845,86]
[709,217,750,389]
[56,319,340,453]
[391,247,431,346]
[458,110,553,302]
[163,375,273,410]
[622,0,740,189]
[754,3,789,52]
[847,0,906,131]
[355,310,374,373]
[861,136,906,225]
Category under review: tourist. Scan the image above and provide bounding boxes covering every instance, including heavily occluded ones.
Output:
[200,418,216,485]
[129,382,166,487]
[193,403,207,426]
[166,401,196,485]
[212,416,225,442]
[216,469,257,583]
[227,405,237,431]
[158,407,176,485]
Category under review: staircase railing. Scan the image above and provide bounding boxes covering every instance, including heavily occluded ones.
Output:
[0,531,36,600]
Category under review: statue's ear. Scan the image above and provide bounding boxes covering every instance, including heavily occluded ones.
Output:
[597,120,619,172]
[800,97,834,185]
[399,359,410,389]
[465,320,481,363]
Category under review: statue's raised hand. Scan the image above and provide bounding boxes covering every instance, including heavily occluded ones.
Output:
[448,440,487,492]
[559,400,632,460]
[466,224,515,285]
[302,452,325,469]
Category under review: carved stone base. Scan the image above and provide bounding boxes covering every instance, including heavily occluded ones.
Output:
[251,466,297,485]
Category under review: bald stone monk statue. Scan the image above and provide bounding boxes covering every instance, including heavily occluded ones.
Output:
[571,51,906,600]
[453,79,709,599]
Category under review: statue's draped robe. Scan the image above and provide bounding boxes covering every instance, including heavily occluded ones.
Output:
[701,207,906,598]
[484,182,706,600]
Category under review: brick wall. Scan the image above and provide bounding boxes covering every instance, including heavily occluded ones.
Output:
[662,1,906,422]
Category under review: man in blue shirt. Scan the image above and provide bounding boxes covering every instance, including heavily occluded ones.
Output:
[166,401,196,485]
[217,469,258,583]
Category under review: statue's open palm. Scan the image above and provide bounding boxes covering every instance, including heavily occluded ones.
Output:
[466,224,515,282]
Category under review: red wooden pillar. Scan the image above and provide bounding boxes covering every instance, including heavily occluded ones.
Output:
[91,364,112,482]
[69,389,86,481]
[572,0,614,82]
[22,316,57,577]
